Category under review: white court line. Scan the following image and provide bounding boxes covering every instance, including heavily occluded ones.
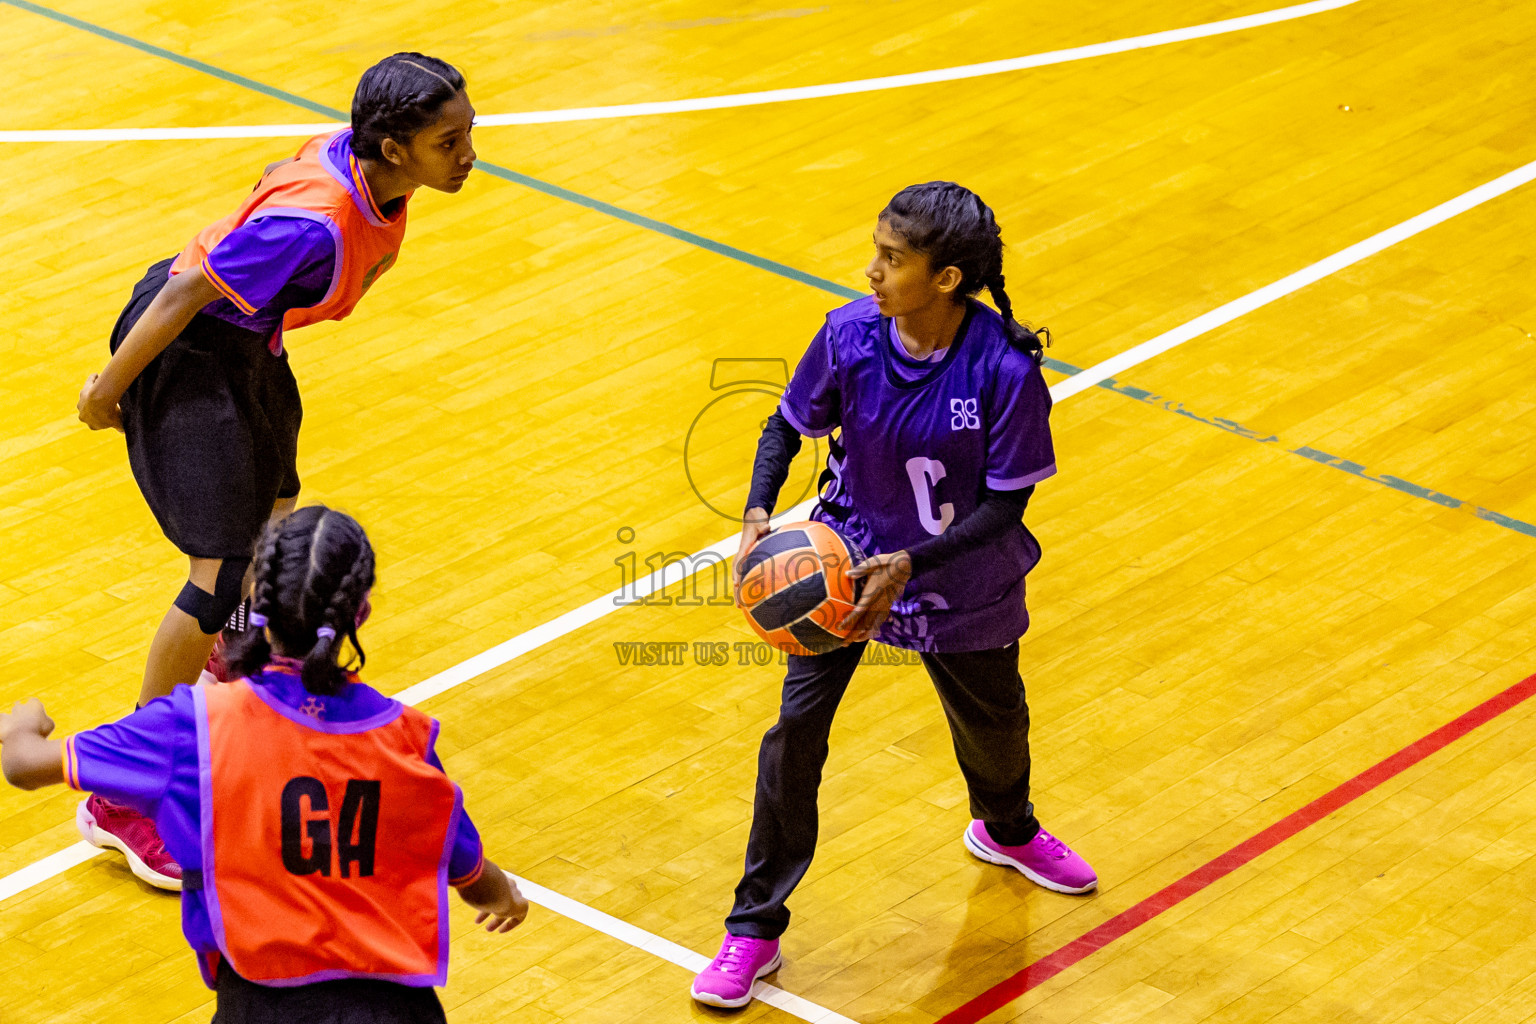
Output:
[1052,157,1536,401]
[0,845,852,1020]
[0,522,839,1022]
[0,0,1358,143]
[0,840,99,903]
[479,0,1359,124]
[0,123,341,142]
[389,528,750,705]
[3,154,1534,1016]
[516,878,857,1023]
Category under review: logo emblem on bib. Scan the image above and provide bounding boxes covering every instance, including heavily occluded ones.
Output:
[949,398,980,430]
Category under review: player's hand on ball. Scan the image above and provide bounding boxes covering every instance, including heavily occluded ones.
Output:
[733,507,772,596]
[841,551,912,642]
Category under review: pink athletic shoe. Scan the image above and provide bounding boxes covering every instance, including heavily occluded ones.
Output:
[205,632,233,683]
[690,935,782,1008]
[77,794,182,892]
[964,819,1097,894]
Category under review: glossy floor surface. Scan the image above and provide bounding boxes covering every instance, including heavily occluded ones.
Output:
[2,0,1536,1021]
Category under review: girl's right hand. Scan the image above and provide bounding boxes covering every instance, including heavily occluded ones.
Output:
[734,508,772,598]
[475,880,530,934]
[0,699,54,745]
[77,374,124,432]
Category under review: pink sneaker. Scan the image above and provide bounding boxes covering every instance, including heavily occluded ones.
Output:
[690,935,782,1008]
[205,632,233,683]
[77,795,182,892]
[964,820,1097,894]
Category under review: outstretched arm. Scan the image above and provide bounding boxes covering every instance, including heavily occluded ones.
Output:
[0,700,63,791]
[456,858,530,933]
[77,264,222,432]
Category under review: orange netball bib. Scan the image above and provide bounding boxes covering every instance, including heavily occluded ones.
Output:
[171,130,409,343]
[192,678,459,987]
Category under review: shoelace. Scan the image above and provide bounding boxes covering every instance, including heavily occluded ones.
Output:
[139,829,170,861]
[1035,830,1068,859]
[98,800,171,861]
[714,940,759,974]
[97,801,139,823]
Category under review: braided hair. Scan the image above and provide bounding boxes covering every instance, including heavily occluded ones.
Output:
[226,506,377,696]
[350,52,467,161]
[880,182,1045,362]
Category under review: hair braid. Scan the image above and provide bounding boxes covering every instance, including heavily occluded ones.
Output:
[302,538,375,694]
[378,86,446,121]
[224,505,377,695]
[298,510,335,630]
[248,525,283,624]
[225,525,284,676]
[986,274,1044,363]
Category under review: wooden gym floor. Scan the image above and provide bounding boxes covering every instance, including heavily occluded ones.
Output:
[3,0,1536,1021]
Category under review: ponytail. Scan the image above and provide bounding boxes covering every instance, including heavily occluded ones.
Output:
[986,274,1046,363]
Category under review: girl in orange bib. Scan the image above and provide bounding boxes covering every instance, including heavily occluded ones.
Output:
[72,53,477,888]
[1,506,526,1023]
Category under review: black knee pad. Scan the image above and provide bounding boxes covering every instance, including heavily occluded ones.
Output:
[175,557,250,634]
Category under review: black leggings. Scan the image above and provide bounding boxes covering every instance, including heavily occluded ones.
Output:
[726,641,1039,939]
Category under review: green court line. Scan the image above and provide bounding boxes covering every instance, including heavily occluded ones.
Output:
[2,0,343,118]
[468,162,864,298]
[1,0,865,301]
[10,0,1532,543]
[1047,357,1536,540]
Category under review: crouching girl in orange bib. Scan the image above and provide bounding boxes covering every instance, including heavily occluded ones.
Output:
[74,52,478,891]
[0,507,526,1023]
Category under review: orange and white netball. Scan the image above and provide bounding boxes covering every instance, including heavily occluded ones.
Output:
[736,520,866,656]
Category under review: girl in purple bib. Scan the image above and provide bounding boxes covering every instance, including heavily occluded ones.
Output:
[692,182,1098,1008]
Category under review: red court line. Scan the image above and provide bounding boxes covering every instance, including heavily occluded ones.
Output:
[935,671,1536,1024]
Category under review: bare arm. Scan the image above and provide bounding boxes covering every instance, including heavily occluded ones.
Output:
[0,700,64,791]
[77,263,222,431]
[456,858,529,933]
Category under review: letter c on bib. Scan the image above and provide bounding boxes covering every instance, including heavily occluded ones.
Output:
[905,457,955,536]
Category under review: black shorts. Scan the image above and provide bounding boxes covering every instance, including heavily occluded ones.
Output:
[212,965,447,1024]
[112,259,303,560]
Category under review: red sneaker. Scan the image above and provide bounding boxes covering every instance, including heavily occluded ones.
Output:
[77,795,182,891]
[205,632,232,682]
[206,598,253,683]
